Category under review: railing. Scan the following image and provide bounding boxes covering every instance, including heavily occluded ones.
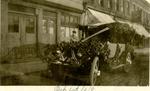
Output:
[1,45,37,63]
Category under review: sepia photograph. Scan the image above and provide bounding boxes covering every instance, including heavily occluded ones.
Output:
[0,0,150,87]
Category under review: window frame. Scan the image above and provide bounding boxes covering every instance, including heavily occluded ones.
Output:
[116,0,120,12]
[60,13,80,42]
[98,0,104,7]
[8,13,20,33]
[25,17,36,34]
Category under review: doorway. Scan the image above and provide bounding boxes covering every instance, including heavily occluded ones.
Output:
[7,12,36,58]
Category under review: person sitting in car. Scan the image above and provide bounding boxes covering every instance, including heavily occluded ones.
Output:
[70,30,79,42]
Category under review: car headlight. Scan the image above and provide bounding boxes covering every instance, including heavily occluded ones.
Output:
[77,52,82,57]
[56,50,61,54]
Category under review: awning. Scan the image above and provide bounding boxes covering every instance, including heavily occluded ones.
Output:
[117,20,150,38]
[132,23,150,38]
[88,8,115,24]
[117,20,133,27]
[80,8,115,26]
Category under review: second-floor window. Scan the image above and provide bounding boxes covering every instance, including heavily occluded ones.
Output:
[126,1,130,14]
[114,0,117,11]
[116,0,120,11]
[98,0,104,7]
[120,0,123,12]
[107,0,113,9]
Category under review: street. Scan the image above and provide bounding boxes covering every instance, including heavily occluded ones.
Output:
[1,48,149,86]
[98,54,149,86]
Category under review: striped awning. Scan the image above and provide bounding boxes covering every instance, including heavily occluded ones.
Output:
[88,8,115,24]
[80,8,115,26]
[132,23,150,38]
[117,20,150,38]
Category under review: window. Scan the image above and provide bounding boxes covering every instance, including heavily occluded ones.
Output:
[148,14,150,26]
[126,1,130,14]
[135,5,138,11]
[65,16,69,24]
[42,17,55,35]
[60,13,79,42]
[130,3,134,14]
[107,0,110,8]
[98,0,104,7]
[91,0,95,4]
[61,15,65,25]
[110,0,113,9]
[107,0,112,9]
[120,0,124,12]
[47,19,54,35]
[114,0,117,11]
[116,0,120,11]
[8,14,19,33]
[25,18,35,33]
[42,11,56,35]
[42,19,47,33]
[70,16,74,24]
[74,16,78,25]
[145,13,149,25]
[133,4,136,11]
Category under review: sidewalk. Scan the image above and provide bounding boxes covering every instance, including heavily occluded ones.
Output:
[0,57,48,76]
[134,48,149,55]
[0,56,62,85]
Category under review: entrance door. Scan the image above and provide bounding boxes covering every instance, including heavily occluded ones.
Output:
[22,15,36,45]
[8,13,36,47]
[7,13,36,58]
[8,13,21,48]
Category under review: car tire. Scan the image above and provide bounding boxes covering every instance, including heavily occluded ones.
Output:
[124,52,132,73]
[90,56,100,85]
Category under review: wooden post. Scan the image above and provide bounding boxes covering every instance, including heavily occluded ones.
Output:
[35,8,43,57]
[56,11,61,44]
[0,0,1,62]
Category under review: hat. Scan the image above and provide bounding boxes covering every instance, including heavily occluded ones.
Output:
[72,30,76,33]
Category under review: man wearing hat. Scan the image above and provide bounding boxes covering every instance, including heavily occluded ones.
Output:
[70,30,79,42]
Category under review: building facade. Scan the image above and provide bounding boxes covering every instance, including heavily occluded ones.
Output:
[0,0,149,66]
[84,0,150,32]
[0,0,83,62]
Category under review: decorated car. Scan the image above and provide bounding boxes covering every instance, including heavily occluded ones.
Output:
[41,22,141,85]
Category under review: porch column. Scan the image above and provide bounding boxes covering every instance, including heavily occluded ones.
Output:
[1,0,8,61]
[35,8,43,56]
[0,0,2,61]
[56,11,61,43]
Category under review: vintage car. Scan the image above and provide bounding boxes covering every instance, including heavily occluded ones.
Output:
[42,23,135,85]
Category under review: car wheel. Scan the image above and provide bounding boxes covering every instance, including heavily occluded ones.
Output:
[124,52,132,73]
[90,56,100,85]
